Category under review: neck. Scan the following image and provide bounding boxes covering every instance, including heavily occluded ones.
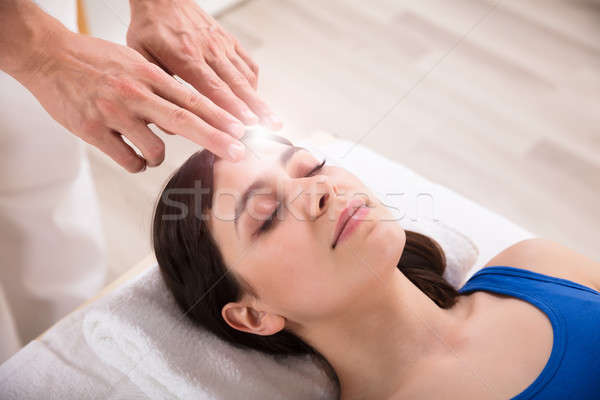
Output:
[299,268,475,400]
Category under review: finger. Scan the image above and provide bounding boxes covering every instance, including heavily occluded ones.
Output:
[235,43,259,77]
[229,52,257,90]
[119,120,166,167]
[207,56,282,130]
[148,67,246,139]
[137,93,246,162]
[93,130,147,173]
[177,61,259,126]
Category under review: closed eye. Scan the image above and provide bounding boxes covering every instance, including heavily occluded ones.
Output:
[255,158,327,236]
[306,158,327,177]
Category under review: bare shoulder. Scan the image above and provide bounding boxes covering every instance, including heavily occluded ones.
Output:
[484,238,600,292]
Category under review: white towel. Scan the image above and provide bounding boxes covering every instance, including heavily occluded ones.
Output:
[83,310,213,400]
[83,266,337,400]
[0,340,112,400]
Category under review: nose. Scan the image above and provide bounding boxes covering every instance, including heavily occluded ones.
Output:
[284,174,335,221]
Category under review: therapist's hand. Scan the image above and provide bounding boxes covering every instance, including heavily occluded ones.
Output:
[127,0,282,130]
[19,28,248,172]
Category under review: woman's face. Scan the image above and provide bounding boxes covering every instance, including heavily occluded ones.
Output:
[208,137,406,328]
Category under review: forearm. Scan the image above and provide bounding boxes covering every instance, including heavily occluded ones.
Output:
[0,0,69,83]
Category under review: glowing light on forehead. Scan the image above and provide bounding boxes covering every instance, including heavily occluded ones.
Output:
[241,125,330,165]
[243,125,270,140]
[242,125,295,159]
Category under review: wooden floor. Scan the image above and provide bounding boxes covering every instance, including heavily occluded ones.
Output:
[88,0,600,282]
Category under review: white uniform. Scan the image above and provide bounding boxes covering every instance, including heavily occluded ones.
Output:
[0,0,107,363]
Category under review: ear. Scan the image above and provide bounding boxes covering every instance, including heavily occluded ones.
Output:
[221,302,286,336]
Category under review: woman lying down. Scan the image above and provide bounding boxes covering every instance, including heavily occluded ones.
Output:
[152,131,600,400]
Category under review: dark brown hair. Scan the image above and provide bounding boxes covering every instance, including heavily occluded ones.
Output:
[152,133,460,392]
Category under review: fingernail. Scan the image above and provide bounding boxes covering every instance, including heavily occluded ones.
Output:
[230,122,245,138]
[227,142,245,162]
[243,109,259,124]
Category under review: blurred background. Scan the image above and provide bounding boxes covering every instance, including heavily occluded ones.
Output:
[83,0,600,283]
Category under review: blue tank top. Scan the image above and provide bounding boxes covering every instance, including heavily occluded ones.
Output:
[458,266,600,399]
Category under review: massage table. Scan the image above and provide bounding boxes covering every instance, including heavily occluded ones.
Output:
[0,132,535,399]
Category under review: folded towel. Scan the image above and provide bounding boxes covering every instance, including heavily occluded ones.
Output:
[83,266,337,400]
[83,310,214,399]
[0,340,110,400]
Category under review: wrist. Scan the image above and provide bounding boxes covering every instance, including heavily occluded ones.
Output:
[0,2,70,85]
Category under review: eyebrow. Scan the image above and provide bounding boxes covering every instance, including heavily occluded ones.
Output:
[233,145,307,237]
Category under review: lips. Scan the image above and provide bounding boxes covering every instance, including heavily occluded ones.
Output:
[332,197,367,248]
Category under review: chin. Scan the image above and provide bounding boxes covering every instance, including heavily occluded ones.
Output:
[364,220,406,271]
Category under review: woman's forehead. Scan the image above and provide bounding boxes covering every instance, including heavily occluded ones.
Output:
[213,139,291,190]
